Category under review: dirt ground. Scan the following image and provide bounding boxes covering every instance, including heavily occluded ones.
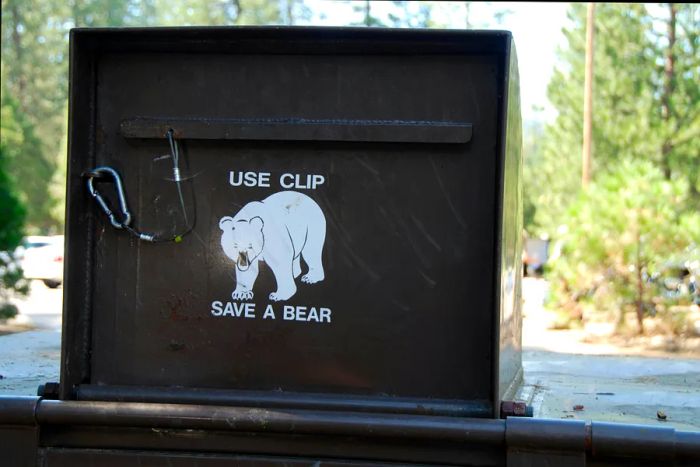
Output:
[522,277,700,359]
[519,277,700,430]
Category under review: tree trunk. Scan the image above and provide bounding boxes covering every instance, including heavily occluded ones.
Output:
[635,230,645,335]
[231,0,243,23]
[582,3,595,188]
[661,3,677,179]
[9,1,27,111]
[285,0,294,25]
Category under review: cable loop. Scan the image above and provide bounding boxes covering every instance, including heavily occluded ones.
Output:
[85,129,193,243]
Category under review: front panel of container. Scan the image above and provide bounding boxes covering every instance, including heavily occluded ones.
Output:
[62,28,515,415]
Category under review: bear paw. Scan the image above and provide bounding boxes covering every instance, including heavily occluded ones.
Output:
[232,290,254,301]
[269,291,294,302]
[301,272,324,284]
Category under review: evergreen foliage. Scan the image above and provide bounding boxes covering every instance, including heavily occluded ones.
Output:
[528,4,700,332]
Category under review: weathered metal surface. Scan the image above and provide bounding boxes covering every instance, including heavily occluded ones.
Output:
[2,396,699,465]
[0,426,39,467]
[34,399,505,443]
[120,117,474,144]
[0,397,40,467]
[59,26,522,417]
[40,450,449,467]
[75,384,492,417]
[500,400,532,418]
[495,38,524,410]
[0,396,41,425]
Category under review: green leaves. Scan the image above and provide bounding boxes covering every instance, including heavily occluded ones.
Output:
[525,4,700,237]
[548,160,700,329]
[527,4,700,331]
[0,101,30,304]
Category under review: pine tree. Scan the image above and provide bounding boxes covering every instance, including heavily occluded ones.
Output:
[524,4,698,235]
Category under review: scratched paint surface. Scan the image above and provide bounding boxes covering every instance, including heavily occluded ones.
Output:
[85,51,502,401]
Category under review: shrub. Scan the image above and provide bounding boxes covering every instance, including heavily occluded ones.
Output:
[547,160,700,334]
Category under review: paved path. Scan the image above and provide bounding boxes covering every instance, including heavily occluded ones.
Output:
[519,350,700,431]
[0,330,61,395]
[518,277,700,431]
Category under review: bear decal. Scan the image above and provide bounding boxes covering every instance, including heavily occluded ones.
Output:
[219,191,326,302]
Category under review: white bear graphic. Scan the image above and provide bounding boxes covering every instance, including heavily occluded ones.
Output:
[219,191,326,302]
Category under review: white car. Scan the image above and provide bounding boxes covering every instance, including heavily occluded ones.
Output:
[18,235,65,288]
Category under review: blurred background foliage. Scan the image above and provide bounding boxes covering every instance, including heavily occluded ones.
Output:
[0,100,30,316]
[525,3,700,333]
[547,160,699,333]
[525,4,699,237]
[1,1,698,333]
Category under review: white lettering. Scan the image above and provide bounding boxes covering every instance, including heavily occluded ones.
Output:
[233,171,324,190]
[229,171,272,188]
[307,307,319,322]
[212,301,256,318]
[244,302,256,318]
[312,174,325,189]
[263,305,276,319]
[229,171,243,186]
[280,305,332,323]
[244,171,258,187]
[283,305,295,320]
[297,174,309,189]
[279,173,325,190]
[280,173,294,189]
[211,301,330,323]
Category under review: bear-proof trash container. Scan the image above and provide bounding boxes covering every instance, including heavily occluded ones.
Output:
[60,26,523,421]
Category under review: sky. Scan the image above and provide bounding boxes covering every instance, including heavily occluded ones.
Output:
[301,1,572,125]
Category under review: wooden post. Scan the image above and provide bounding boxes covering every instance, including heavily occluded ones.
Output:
[582,3,595,188]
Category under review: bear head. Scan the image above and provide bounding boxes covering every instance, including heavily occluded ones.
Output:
[219,216,265,271]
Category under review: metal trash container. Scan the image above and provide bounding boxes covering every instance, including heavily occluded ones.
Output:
[59,26,523,418]
[4,25,699,467]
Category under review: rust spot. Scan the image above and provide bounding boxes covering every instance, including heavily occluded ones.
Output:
[168,309,189,321]
[500,400,530,418]
[165,294,191,321]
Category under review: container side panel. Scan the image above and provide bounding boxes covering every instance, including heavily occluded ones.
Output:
[497,40,524,401]
[61,32,98,398]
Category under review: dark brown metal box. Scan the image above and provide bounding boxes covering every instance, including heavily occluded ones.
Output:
[60,26,523,420]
